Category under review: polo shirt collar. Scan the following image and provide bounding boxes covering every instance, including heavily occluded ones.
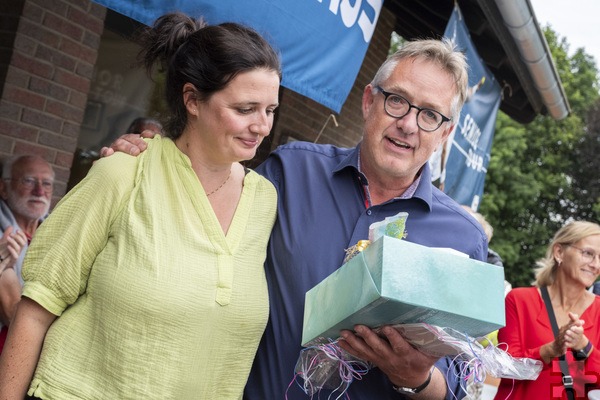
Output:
[332,143,433,210]
[332,143,361,174]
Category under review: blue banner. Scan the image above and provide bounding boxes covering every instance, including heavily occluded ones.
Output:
[92,0,383,113]
[429,5,501,210]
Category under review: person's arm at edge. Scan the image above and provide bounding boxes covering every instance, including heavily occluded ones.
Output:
[0,269,21,326]
[0,297,56,399]
[0,228,27,325]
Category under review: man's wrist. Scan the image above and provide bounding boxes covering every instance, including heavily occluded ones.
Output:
[392,366,435,395]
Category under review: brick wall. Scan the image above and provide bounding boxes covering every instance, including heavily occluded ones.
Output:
[0,0,106,198]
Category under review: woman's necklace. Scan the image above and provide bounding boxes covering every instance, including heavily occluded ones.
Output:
[206,168,231,197]
[554,288,586,314]
[565,292,586,314]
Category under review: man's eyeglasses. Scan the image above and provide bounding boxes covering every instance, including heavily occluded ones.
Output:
[568,244,600,264]
[5,177,54,192]
[375,86,451,132]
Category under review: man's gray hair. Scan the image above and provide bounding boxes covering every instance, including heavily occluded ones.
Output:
[1,155,55,180]
[370,38,469,121]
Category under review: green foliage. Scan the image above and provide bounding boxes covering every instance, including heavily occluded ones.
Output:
[571,99,600,220]
[479,27,600,287]
[389,32,405,55]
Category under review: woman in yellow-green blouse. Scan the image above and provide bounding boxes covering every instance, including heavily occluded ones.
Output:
[0,12,280,400]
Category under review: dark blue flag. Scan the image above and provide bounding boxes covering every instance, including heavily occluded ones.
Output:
[92,0,384,113]
[429,5,502,210]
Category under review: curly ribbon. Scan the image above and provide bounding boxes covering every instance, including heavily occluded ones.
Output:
[287,339,371,400]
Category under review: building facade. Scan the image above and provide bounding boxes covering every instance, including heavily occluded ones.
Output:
[0,0,396,202]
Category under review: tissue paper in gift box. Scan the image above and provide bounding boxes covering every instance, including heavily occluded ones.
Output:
[301,236,505,346]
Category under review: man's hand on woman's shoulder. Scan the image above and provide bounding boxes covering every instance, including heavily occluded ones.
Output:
[100,130,159,157]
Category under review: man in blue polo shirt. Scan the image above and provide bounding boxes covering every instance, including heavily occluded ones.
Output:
[104,38,487,399]
[246,39,487,400]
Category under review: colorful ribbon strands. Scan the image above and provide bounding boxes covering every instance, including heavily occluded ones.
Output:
[290,324,542,399]
[288,339,371,400]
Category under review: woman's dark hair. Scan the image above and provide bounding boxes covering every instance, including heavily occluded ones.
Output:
[136,12,282,139]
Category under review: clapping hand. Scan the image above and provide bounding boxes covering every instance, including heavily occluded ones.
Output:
[544,312,586,362]
[563,312,587,351]
[0,227,27,275]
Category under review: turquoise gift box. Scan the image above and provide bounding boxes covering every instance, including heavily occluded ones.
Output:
[301,236,505,346]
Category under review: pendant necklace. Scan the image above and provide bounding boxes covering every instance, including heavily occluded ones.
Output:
[206,168,231,197]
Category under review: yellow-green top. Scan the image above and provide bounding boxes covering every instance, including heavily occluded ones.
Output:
[23,137,277,399]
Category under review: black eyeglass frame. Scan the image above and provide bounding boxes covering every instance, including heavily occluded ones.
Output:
[375,85,451,132]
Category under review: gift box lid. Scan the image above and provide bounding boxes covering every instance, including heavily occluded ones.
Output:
[302,236,505,346]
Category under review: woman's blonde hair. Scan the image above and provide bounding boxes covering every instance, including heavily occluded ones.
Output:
[534,221,600,287]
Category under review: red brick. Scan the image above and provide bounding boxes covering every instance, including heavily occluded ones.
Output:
[59,37,96,64]
[44,12,84,41]
[12,141,55,160]
[54,69,90,93]
[21,2,44,24]
[61,121,80,138]
[0,136,15,153]
[67,8,104,35]
[38,131,77,152]
[69,0,93,12]
[4,68,29,88]
[52,164,70,182]
[29,0,67,18]
[13,34,37,56]
[55,150,74,167]
[29,77,70,102]
[0,101,22,121]
[18,19,61,49]
[21,108,62,132]
[36,45,77,72]
[0,119,39,141]
[4,86,46,110]
[11,52,53,79]
[46,99,84,123]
